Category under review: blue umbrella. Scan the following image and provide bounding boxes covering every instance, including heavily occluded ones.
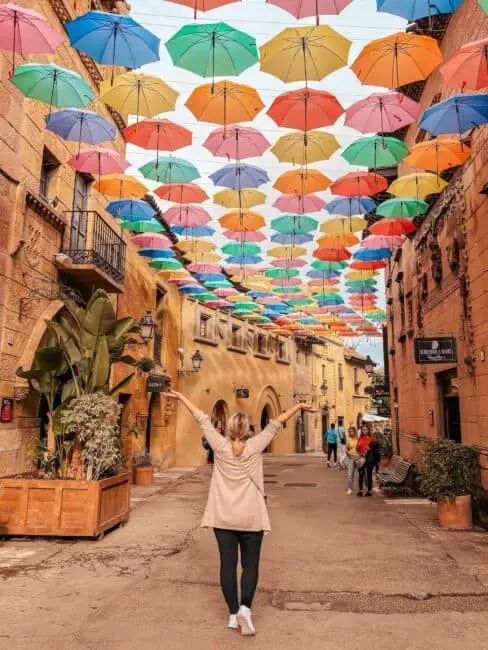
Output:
[271,232,314,245]
[138,248,176,259]
[377,0,463,20]
[210,164,269,189]
[266,303,291,311]
[247,291,273,298]
[326,196,376,216]
[195,273,227,281]
[225,255,263,265]
[347,287,378,294]
[306,270,341,279]
[107,199,156,221]
[179,284,207,294]
[419,94,488,136]
[317,295,344,304]
[354,248,392,261]
[66,11,160,78]
[172,225,215,237]
[46,109,115,154]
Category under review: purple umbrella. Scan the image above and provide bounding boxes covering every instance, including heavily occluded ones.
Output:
[209,163,269,189]
[46,109,116,155]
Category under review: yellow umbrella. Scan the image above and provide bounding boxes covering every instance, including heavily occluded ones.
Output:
[94,174,148,198]
[389,173,447,199]
[227,294,253,302]
[317,233,360,247]
[219,210,265,231]
[271,130,340,165]
[320,217,367,235]
[274,168,331,194]
[214,189,266,209]
[345,270,377,280]
[185,252,222,262]
[185,81,264,127]
[267,245,306,258]
[260,25,351,83]
[100,73,178,118]
[177,239,216,254]
[404,138,472,173]
[310,286,340,293]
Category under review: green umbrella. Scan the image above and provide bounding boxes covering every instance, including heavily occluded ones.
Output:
[120,220,163,233]
[264,268,300,279]
[221,242,261,256]
[479,0,488,13]
[342,136,409,169]
[287,298,314,306]
[11,63,95,110]
[196,292,218,301]
[311,260,348,271]
[273,286,302,294]
[271,215,318,234]
[377,197,429,218]
[204,280,233,288]
[232,302,259,311]
[165,23,258,82]
[345,280,377,288]
[149,259,183,271]
[139,157,200,184]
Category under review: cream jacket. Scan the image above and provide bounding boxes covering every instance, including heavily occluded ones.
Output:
[194,411,282,533]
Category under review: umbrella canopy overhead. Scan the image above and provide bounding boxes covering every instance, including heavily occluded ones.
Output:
[140,157,200,184]
[419,94,488,136]
[441,38,488,91]
[203,125,270,159]
[46,109,116,147]
[274,168,331,194]
[342,136,409,168]
[100,73,178,118]
[11,63,95,109]
[267,0,353,23]
[267,88,344,130]
[156,183,208,204]
[405,138,471,173]
[215,189,266,209]
[271,130,340,165]
[186,81,264,126]
[210,164,270,189]
[345,91,420,134]
[389,173,447,199]
[377,0,463,20]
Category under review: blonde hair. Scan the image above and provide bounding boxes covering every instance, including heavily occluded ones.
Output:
[228,411,250,457]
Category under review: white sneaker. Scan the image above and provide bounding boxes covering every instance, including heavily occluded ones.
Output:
[347,489,353,495]
[326,461,330,467]
[228,614,239,630]
[237,605,256,636]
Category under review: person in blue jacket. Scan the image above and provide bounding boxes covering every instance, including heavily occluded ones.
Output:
[324,423,338,467]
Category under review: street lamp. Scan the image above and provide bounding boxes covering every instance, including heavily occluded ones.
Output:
[179,350,204,377]
[139,311,157,344]
[364,355,375,376]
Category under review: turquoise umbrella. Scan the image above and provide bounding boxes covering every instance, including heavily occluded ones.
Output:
[377,198,428,218]
[139,157,200,184]
[120,220,163,233]
[221,242,261,256]
[271,214,318,234]
[311,260,348,270]
[166,22,258,82]
[342,136,409,168]
[11,63,95,110]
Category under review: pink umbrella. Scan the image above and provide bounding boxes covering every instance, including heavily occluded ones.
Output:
[225,265,265,276]
[131,233,172,248]
[345,92,420,134]
[308,279,340,287]
[214,287,239,297]
[314,305,347,313]
[441,38,488,91]
[271,277,301,286]
[266,0,352,24]
[362,234,404,249]
[69,148,129,177]
[204,299,232,309]
[167,276,197,285]
[350,296,377,305]
[223,230,266,242]
[203,126,271,159]
[273,194,326,213]
[270,258,307,268]
[164,205,211,226]
[187,262,221,273]
[257,295,283,303]
[0,4,64,74]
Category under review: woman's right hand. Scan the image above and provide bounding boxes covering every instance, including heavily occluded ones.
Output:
[162,390,182,400]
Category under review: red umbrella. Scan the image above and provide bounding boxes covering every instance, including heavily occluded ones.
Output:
[155,183,208,204]
[441,38,488,91]
[313,247,351,261]
[267,88,344,130]
[350,260,387,270]
[131,233,172,247]
[164,0,239,18]
[124,119,192,167]
[187,262,221,273]
[369,219,416,236]
[330,172,388,197]
[69,147,129,178]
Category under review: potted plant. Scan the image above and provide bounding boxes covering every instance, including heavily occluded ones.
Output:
[133,453,154,486]
[378,430,393,467]
[419,439,479,530]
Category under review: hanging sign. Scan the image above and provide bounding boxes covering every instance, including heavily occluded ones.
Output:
[236,388,250,399]
[414,337,457,365]
[147,374,170,392]
[0,398,14,423]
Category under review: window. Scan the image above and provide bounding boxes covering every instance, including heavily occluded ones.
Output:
[39,148,59,200]
[421,273,428,299]
[199,313,211,339]
[354,367,360,392]
[231,324,242,348]
[400,300,406,332]
[338,364,344,391]
[256,334,268,356]
[321,364,326,379]
[278,341,288,361]
[70,172,91,250]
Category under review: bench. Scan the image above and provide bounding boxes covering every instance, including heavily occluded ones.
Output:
[378,455,413,493]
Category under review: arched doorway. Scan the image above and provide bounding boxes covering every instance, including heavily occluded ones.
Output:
[261,405,272,453]
[145,393,162,454]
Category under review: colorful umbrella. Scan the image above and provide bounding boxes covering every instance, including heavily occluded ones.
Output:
[121,220,163,233]
[326,197,375,216]
[68,147,129,177]
[441,38,488,91]
[419,94,488,136]
[155,183,208,204]
[46,109,115,153]
[187,263,221,273]
[270,258,307,268]
[215,189,266,209]
[223,230,266,242]
[317,233,360,247]
[138,248,176,259]
[140,157,200,184]
[164,0,239,19]
[149,259,184,271]
[131,233,172,247]
[274,168,331,194]
[479,0,488,13]
[313,247,351,261]
[271,233,313,245]
[362,234,403,249]
[311,260,348,269]
[0,4,63,74]
[166,22,258,81]
[66,11,160,78]
[368,218,416,236]
[376,197,429,218]
[351,33,443,88]
[350,260,387,271]
[267,88,344,130]
[354,248,392,261]
[271,130,340,165]
[124,119,192,167]
[178,239,216,254]
[267,0,353,24]
[222,242,261,256]
[173,225,215,237]
[108,199,156,221]
[389,173,447,199]
[345,270,377,279]
[100,73,178,119]
[219,210,265,231]
[272,215,318,234]
[330,172,388,197]
[344,91,420,134]
[94,174,148,198]
[164,205,211,226]
[265,268,300,279]
[268,245,306,258]
[210,164,269,189]
[11,63,95,110]
[260,26,351,83]
[185,81,264,127]
[404,138,471,173]
[273,194,325,213]
[342,136,409,168]
[377,0,463,20]
[203,126,270,159]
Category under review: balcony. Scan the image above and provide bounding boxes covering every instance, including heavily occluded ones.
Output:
[56,211,126,294]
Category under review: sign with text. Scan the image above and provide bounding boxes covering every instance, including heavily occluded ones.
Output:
[147,374,170,392]
[236,388,250,399]
[414,337,457,365]
[374,385,390,398]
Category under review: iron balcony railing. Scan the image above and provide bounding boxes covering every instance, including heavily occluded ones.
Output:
[62,211,126,285]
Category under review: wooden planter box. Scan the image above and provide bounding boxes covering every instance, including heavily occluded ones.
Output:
[0,472,131,539]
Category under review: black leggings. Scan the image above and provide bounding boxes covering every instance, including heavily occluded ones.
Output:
[327,443,337,462]
[359,464,374,492]
[214,528,264,615]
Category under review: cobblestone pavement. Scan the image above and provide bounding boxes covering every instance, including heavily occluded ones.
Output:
[2,457,488,649]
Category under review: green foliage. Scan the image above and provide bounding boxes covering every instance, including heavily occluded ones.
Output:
[133,452,153,468]
[377,431,393,458]
[376,397,391,417]
[419,440,479,500]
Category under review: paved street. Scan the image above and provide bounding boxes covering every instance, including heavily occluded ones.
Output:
[2,456,488,649]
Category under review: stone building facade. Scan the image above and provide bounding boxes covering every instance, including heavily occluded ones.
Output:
[384,1,488,499]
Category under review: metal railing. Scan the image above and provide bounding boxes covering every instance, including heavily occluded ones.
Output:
[62,211,126,285]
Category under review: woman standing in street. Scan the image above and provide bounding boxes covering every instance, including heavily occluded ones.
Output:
[163,390,313,636]
[345,426,359,495]
[357,423,374,497]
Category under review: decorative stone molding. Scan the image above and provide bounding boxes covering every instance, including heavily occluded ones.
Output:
[25,191,66,233]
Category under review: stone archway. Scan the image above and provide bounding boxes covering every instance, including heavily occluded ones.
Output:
[256,386,282,453]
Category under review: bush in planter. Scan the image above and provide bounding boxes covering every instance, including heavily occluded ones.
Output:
[419,439,479,500]
[133,453,153,467]
[377,431,393,459]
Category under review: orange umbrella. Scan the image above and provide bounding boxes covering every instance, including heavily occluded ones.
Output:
[219,210,265,231]
[317,233,360,248]
[185,81,264,127]
[350,260,387,271]
[404,138,472,173]
[440,38,488,91]
[330,171,387,196]
[274,168,331,194]
[94,174,148,198]
[267,88,344,130]
[313,247,351,261]
[155,183,208,203]
[351,33,443,88]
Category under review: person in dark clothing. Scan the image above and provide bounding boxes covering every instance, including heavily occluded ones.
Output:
[360,438,381,496]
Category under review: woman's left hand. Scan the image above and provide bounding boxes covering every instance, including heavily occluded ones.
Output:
[162,390,182,400]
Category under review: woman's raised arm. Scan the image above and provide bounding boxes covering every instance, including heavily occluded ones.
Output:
[276,402,314,424]
[162,390,200,416]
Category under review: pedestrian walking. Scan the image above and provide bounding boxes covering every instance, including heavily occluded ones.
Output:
[324,423,338,467]
[163,390,314,636]
[357,423,374,497]
[345,426,359,494]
